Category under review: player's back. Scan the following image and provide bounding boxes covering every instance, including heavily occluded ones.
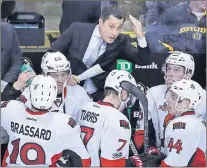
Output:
[1,100,90,166]
[78,101,131,167]
[163,113,206,167]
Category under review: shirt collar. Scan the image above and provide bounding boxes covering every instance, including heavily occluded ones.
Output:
[26,108,48,115]
[93,25,102,38]
[180,111,195,117]
[97,100,115,108]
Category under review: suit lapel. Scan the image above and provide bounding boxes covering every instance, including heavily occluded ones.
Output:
[105,40,118,52]
[79,24,97,59]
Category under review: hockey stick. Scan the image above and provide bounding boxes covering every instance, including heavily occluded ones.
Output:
[120,81,149,155]
[129,139,139,156]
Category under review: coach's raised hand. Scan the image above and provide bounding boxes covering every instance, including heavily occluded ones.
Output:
[129,15,144,39]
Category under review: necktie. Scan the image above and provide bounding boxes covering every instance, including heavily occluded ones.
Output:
[86,38,103,67]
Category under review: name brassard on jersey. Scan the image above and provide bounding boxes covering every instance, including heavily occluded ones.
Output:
[11,121,51,140]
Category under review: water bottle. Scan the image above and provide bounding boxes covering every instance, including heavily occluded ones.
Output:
[20,64,36,85]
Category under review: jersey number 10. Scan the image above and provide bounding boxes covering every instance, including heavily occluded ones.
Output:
[10,138,45,165]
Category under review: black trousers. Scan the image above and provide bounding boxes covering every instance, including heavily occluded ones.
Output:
[1,143,8,165]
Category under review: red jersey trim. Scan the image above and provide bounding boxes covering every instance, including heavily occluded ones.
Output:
[26,108,48,115]
[180,111,195,117]
[133,130,144,150]
[82,158,91,167]
[189,148,206,167]
[2,148,9,167]
[100,157,125,167]
[160,160,171,167]
[49,152,63,167]
[97,100,115,108]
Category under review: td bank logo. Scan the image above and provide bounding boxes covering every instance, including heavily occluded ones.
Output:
[135,62,158,69]
[117,60,132,73]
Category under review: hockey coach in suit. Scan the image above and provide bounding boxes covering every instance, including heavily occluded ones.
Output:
[49,6,151,101]
[1,22,23,84]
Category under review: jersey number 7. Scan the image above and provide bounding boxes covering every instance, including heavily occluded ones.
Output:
[80,126,127,151]
[80,126,95,146]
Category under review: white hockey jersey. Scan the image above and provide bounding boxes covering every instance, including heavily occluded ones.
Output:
[20,84,92,121]
[1,100,91,167]
[136,84,206,149]
[161,112,206,167]
[78,101,131,167]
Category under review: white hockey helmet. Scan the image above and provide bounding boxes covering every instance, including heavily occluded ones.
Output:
[30,75,58,110]
[41,51,71,74]
[105,70,137,109]
[165,51,195,75]
[170,79,203,111]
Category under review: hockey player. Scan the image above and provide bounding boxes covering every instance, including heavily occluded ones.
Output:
[161,79,206,166]
[20,51,92,120]
[1,75,91,167]
[138,79,206,167]
[133,51,206,153]
[78,70,163,167]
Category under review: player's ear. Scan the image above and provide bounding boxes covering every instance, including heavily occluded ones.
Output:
[99,17,104,25]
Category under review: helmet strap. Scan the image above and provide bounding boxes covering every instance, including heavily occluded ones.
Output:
[118,92,127,112]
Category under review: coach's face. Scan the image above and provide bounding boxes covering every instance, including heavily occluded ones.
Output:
[99,15,124,44]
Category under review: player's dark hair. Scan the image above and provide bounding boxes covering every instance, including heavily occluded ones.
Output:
[104,87,119,97]
[101,6,126,23]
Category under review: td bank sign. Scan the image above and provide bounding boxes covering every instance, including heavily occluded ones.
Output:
[117,60,158,72]
[135,62,158,69]
[117,60,132,72]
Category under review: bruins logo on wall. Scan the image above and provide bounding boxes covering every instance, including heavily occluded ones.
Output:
[23,57,33,67]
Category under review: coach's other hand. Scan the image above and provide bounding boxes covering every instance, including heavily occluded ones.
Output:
[129,15,144,39]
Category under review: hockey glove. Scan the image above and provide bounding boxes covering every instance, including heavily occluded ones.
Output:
[56,149,83,167]
[126,155,144,167]
[147,147,160,155]
[144,153,166,167]
[127,153,166,167]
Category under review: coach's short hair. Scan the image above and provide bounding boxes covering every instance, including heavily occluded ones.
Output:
[101,6,126,22]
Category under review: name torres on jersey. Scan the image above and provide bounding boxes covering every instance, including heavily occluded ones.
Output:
[80,109,100,123]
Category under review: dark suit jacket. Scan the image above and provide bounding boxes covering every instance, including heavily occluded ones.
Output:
[59,1,101,34]
[50,22,151,90]
[1,22,23,83]
[1,0,16,19]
